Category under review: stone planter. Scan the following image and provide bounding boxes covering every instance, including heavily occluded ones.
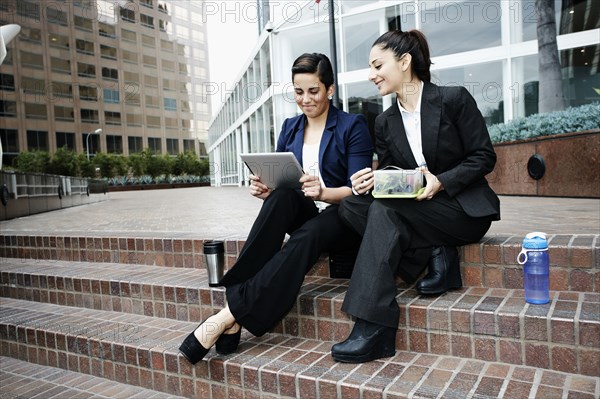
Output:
[487,130,599,198]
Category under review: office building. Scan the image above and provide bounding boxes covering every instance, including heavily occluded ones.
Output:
[0,0,211,168]
[207,0,598,186]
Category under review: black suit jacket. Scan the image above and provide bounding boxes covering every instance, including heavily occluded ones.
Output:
[374,81,500,220]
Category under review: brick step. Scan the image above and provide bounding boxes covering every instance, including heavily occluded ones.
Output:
[0,356,186,399]
[1,233,598,292]
[1,258,598,376]
[1,298,598,399]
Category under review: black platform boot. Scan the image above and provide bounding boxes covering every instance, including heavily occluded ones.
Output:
[331,318,396,363]
[415,246,462,295]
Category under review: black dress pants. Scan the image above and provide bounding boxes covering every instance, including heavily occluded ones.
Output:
[338,192,492,329]
[220,188,355,336]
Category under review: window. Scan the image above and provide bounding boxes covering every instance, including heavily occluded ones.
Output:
[78,62,96,78]
[177,44,188,57]
[105,111,122,125]
[74,0,94,7]
[51,82,73,99]
[106,135,123,153]
[180,82,191,94]
[100,45,117,60]
[165,117,178,129]
[25,103,47,119]
[120,6,135,22]
[27,130,49,151]
[144,75,158,87]
[125,92,141,106]
[159,20,168,32]
[0,101,17,117]
[145,94,159,108]
[181,100,190,112]
[435,61,504,125]
[102,67,118,81]
[163,79,175,91]
[21,77,45,94]
[142,34,155,47]
[99,22,116,38]
[164,98,177,111]
[21,51,43,69]
[122,49,138,64]
[179,63,188,74]
[121,29,136,42]
[158,2,169,14]
[140,0,153,8]
[128,136,143,153]
[176,27,189,40]
[51,57,71,74]
[143,55,157,67]
[79,85,98,101]
[146,115,161,127]
[103,89,120,104]
[46,6,67,26]
[81,108,99,123]
[56,132,75,150]
[49,33,70,49]
[162,59,175,71]
[124,71,139,83]
[148,137,161,152]
[127,113,143,126]
[160,39,173,52]
[183,139,195,154]
[17,1,40,20]
[0,74,15,91]
[54,106,74,121]
[1,129,20,166]
[421,0,501,57]
[141,14,154,28]
[74,15,93,31]
[166,138,179,155]
[345,81,381,139]
[76,39,94,55]
[20,27,41,42]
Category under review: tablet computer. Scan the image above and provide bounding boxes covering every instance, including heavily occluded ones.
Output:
[240,152,304,189]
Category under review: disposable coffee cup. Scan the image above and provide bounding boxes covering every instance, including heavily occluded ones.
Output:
[203,240,224,287]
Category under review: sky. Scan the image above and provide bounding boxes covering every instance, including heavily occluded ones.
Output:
[204,1,260,117]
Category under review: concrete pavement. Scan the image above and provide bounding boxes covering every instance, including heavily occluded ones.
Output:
[0,187,598,239]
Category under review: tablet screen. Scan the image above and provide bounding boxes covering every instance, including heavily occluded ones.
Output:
[240,152,304,189]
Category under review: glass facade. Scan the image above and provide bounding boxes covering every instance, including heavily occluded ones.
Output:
[0,0,211,168]
[207,0,599,187]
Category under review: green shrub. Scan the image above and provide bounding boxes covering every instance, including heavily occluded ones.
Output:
[48,146,80,177]
[13,150,50,173]
[488,102,600,143]
[78,154,96,178]
[145,152,172,179]
[128,153,146,177]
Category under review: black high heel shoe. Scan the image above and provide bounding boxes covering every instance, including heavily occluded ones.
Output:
[331,318,396,363]
[179,321,211,364]
[215,327,241,355]
[416,246,462,295]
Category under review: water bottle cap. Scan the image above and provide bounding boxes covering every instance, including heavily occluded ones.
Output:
[522,232,548,249]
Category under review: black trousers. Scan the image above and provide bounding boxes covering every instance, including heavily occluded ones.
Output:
[220,188,357,336]
[338,192,492,329]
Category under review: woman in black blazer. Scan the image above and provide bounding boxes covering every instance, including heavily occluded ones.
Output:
[179,53,373,364]
[331,30,500,363]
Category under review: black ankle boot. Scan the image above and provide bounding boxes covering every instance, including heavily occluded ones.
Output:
[415,246,462,295]
[331,318,396,363]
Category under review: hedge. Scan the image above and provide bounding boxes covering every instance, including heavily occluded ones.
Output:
[488,102,600,144]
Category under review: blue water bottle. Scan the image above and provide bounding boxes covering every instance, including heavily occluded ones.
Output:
[517,232,550,304]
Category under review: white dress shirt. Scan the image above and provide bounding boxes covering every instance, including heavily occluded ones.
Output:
[397,81,427,168]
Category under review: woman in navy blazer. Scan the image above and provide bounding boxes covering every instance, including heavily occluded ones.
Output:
[331,30,500,363]
[179,53,373,364]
